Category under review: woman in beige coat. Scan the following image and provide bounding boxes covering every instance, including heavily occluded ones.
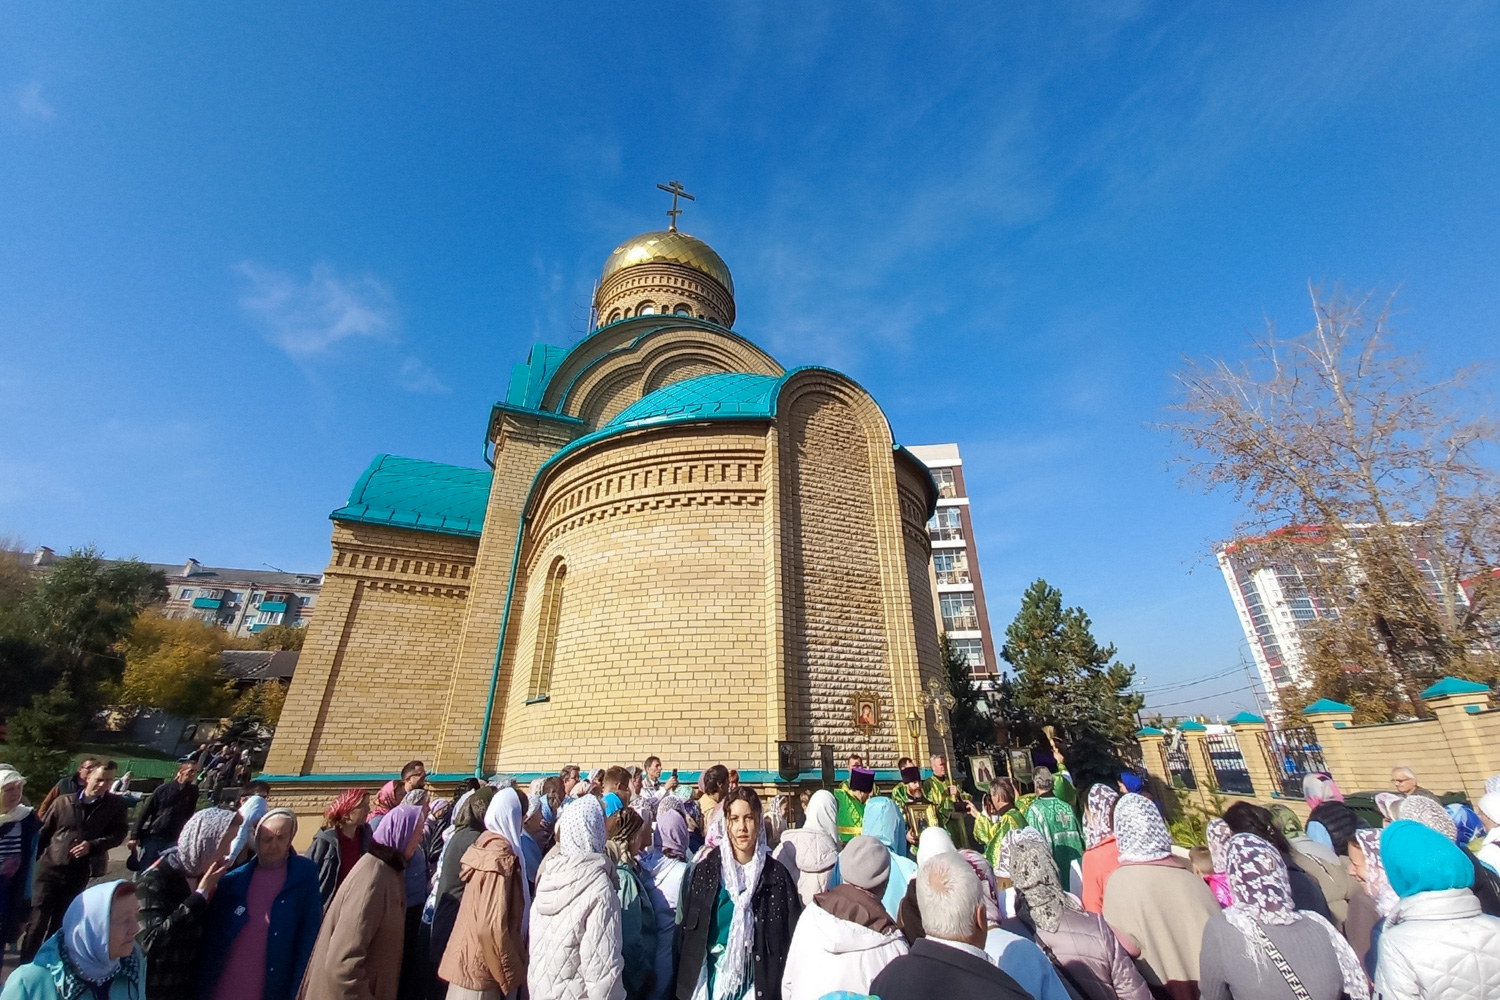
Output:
[437,790,529,1000]
[298,803,427,1000]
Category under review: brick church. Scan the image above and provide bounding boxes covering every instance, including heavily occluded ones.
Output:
[264,204,947,801]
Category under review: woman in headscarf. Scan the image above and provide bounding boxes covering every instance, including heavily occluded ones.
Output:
[227,791,269,866]
[969,778,1027,875]
[306,789,373,910]
[135,808,241,1000]
[772,789,839,908]
[606,805,659,999]
[1373,819,1500,1000]
[1198,832,1369,1000]
[0,766,41,954]
[1222,801,1334,922]
[1476,791,1500,874]
[1080,783,1120,913]
[763,796,791,849]
[1346,827,1396,976]
[435,790,528,1000]
[1375,792,1404,826]
[640,805,691,1000]
[1301,772,1344,810]
[369,781,402,830]
[1011,836,1150,1000]
[300,803,427,1000]
[1102,793,1220,1000]
[678,786,801,1000]
[848,798,916,919]
[528,795,624,1000]
[1,880,144,1000]
[1204,818,1234,908]
[1396,793,1500,916]
[427,787,493,972]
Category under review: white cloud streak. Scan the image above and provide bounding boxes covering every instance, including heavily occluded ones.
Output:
[17,81,53,120]
[237,262,396,358]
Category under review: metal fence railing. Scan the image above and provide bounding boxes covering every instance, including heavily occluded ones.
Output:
[1163,736,1198,790]
[1203,732,1255,795]
[1255,726,1328,798]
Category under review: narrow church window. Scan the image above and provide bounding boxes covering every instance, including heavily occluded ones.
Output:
[527,559,567,701]
[638,303,656,315]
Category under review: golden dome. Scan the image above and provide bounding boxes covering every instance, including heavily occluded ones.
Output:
[600,230,734,296]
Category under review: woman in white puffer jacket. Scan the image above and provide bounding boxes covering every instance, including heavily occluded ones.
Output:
[1373,819,1500,1000]
[527,796,625,1000]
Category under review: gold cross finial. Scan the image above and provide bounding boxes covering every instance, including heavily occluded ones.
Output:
[656,180,695,232]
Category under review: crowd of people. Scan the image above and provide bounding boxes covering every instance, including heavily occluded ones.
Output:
[4,752,1500,1000]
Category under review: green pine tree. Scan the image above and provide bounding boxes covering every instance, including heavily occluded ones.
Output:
[999,579,1143,792]
[940,632,993,765]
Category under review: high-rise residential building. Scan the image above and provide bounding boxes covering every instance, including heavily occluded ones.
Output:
[157,558,323,638]
[908,444,999,679]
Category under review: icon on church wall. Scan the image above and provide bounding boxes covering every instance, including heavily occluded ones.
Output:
[969,754,995,791]
[850,691,882,735]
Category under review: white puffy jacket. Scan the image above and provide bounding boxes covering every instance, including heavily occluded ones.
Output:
[1374,887,1500,1000]
[527,852,625,1000]
[779,899,908,1000]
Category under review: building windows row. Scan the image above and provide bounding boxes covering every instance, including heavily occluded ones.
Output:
[934,549,970,585]
[928,507,963,542]
[940,592,979,632]
[948,637,985,668]
[930,467,958,499]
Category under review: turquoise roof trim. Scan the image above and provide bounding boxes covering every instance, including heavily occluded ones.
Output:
[1227,711,1266,725]
[1420,676,1491,699]
[1136,726,1165,736]
[505,343,569,410]
[1178,720,1207,731]
[1302,697,1354,715]
[331,454,491,538]
[605,371,782,427]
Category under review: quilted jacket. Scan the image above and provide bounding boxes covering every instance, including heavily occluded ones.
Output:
[1373,886,1500,1000]
[527,852,624,1000]
[1029,908,1151,1000]
[779,898,907,1000]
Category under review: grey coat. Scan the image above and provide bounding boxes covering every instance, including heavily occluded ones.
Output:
[1198,914,1346,1000]
[1031,909,1152,1000]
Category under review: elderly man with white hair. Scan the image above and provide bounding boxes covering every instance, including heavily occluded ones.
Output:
[870,852,1032,1000]
[1390,766,1440,800]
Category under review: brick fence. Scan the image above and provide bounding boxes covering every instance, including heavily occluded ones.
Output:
[1137,676,1497,820]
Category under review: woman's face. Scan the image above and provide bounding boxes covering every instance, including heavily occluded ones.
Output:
[405,812,427,859]
[346,798,370,827]
[1,781,23,811]
[1347,842,1367,883]
[109,893,141,959]
[726,800,759,857]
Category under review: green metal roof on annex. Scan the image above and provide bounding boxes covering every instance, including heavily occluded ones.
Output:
[330,454,491,538]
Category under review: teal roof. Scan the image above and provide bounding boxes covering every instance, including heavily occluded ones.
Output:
[1227,711,1266,725]
[331,454,491,538]
[1136,726,1165,736]
[1302,697,1354,715]
[1178,720,1207,731]
[505,344,569,410]
[606,372,781,428]
[1420,676,1491,699]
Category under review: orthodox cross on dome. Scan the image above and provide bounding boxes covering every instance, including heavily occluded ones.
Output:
[656,179,695,231]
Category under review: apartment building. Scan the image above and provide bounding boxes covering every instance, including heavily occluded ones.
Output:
[156,558,322,638]
[907,443,999,679]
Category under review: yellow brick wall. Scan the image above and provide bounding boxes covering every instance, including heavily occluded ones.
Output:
[492,426,771,771]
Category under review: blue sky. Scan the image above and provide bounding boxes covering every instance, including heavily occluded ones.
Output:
[3,4,1498,718]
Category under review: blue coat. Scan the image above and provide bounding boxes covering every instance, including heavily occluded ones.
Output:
[199,854,322,1000]
[1,936,146,1000]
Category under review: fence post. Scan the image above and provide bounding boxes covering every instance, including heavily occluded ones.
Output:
[1300,698,1355,789]
[1227,711,1273,799]
[1420,677,1494,801]
[1137,727,1169,787]
[1178,720,1213,807]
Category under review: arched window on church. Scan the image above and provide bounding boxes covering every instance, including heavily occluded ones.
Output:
[673,304,691,315]
[527,559,567,701]
[606,310,621,324]
[637,303,656,316]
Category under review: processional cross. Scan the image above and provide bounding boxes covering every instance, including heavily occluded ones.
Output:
[923,676,958,771]
[656,180,695,231]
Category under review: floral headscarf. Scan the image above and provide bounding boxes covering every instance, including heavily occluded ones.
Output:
[325,789,368,826]
[1487,774,1500,796]
[960,849,1003,925]
[1011,836,1080,933]
[1114,794,1172,863]
[1353,827,1399,917]
[371,780,400,817]
[558,793,606,856]
[1083,783,1118,850]
[1222,833,1369,1000]
[1397,794,1458,842]
[173,808,239,878]
[995,826,1046,879]
[1374,792,1403,824]
[1206,818,1233,875]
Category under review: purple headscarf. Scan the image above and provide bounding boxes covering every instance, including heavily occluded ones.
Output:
[372,803,423,852]
[656,808,689,859]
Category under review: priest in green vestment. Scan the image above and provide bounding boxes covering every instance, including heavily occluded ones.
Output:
[833,767,875,841]
[1021,765,1084,884]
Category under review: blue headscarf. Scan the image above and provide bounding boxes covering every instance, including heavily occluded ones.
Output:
[62,880,135,984]
[860,797,908,857]
[1119,772,1144,794]
[1446,802,1485,846]
[1381,819,1474,898]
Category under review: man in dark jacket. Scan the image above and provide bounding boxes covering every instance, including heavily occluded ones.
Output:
[870,852,1032,1000]
[200,808,323,1000]
[130,761,201,867]
[18,760,129,961]
[34,757,99,819]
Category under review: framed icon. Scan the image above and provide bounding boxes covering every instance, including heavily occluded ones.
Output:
[969,754,996,791]
[850,691,882,733]
[777,740,801,782]
[1008,748,1034,785]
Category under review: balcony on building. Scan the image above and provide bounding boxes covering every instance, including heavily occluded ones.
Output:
[259,599,289,613]
[191,597,222,609]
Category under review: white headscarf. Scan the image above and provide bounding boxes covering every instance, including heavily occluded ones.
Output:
[62,880,139,985]
[484,787,532,933]
[0,766,32,825]
[1113,793,1172,863]
[557,794,606,855]
[1222,833,1369,1000]
[803,789,839,840]
[916,826,958,864]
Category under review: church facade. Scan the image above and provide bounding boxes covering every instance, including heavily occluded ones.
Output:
[264,224,946,788]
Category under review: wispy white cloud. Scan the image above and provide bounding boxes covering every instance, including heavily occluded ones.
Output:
[16,81,53,120]
[236,262,395,358]
[398,357,449,394]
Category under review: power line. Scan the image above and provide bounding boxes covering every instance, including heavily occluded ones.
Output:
[1144,683,1254,711]
[1134,664,1244,695]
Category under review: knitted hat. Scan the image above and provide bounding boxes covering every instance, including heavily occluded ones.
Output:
[1381,819,1474,898]
[839,835,890,890]
[849,768,876,793]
